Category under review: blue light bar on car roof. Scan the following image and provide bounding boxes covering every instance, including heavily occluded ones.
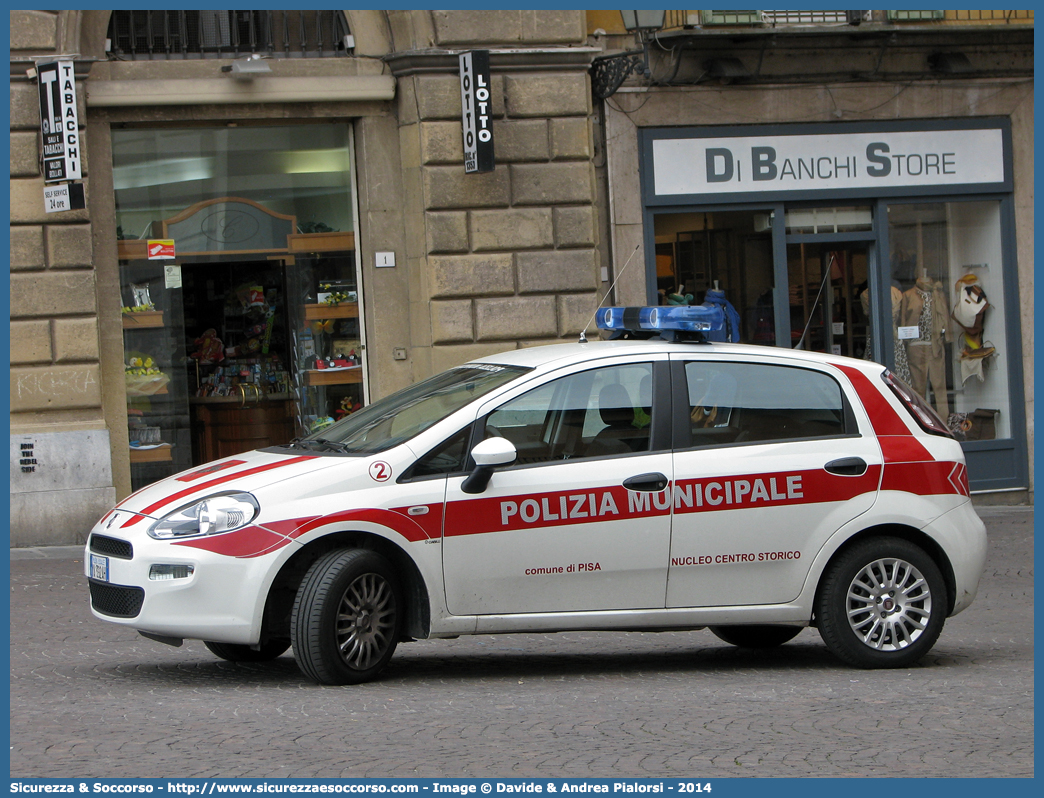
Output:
[595,305,725,333]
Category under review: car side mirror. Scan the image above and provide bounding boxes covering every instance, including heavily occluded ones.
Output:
[461,437,517,494]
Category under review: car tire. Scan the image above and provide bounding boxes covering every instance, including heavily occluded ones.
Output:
[816,536,947,669]
[291,548,402,685]
[709,625,802,648]
[203,639,290,662]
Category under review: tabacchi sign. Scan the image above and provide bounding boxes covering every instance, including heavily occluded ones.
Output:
[459,50,494,173]
[650,125,1007,201]
[37,60,82,183]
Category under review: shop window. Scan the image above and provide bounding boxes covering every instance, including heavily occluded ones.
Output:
[107,10,352,60]
[653,210,776,345]
[885,201,1011,442]
[112,124,361,489]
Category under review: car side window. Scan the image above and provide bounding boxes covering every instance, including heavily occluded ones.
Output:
[404,427,471,479]
[685,361,846,447]
[485,363,654,465]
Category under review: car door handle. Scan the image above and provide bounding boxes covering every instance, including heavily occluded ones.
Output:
[824,457,868,476]
[623,472,669,492]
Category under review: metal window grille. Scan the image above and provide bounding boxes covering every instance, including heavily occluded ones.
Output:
[946,9,1034,23]
[701,10,765,25]
[887,10,946,22]
[762,10,863,24]
[107,10,352,60]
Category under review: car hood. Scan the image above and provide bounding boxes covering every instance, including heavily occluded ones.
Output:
[101,448,347,529]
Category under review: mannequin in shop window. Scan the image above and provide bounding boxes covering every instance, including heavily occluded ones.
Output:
[900,273,950,418]
[951,273,996,384]
[860,283,911,385]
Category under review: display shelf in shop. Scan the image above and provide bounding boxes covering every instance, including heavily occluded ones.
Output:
[122,311,165,328]
[304,368,364,386]
[303,303,358,321]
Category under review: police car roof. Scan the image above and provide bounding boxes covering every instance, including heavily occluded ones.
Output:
[466,338,880,374]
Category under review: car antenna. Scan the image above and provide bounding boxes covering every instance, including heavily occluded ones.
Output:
[578,243,641,343]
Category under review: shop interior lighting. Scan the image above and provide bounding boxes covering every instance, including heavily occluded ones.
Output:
[113,157,216,190]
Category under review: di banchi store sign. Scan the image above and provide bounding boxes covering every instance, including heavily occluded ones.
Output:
[645,120,1011,203]
[459,49,494,173]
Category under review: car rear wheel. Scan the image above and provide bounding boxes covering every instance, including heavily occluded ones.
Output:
[203,639,290,662]
[816,537,947,668]
[291,548,401,685]
[709,625,802,648]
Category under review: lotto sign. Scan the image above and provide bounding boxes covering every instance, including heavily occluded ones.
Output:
[459,50,495,173]
[37,61,82,183]
[147,240,176,260]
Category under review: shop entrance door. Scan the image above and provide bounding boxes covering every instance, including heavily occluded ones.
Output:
[786,242,872,358]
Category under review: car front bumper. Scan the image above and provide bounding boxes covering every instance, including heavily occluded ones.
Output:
[84,528,284,645]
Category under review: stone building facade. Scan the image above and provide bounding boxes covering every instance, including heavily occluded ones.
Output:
[8,10,1034,547]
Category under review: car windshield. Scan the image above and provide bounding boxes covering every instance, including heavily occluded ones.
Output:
[296,363,529,455]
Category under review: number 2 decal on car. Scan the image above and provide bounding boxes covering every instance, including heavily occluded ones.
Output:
[369,461,392,482]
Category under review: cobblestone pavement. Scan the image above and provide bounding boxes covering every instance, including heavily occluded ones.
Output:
[9,507,1033,779]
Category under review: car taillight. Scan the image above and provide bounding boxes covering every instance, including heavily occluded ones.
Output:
[881,370,954,438]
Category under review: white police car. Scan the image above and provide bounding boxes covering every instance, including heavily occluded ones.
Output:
[86,305,987,684]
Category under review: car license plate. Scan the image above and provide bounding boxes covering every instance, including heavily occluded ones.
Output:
[90,553,110,582]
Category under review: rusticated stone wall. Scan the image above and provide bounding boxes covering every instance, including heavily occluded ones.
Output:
[10,10,116,545]
[396,57,601,374]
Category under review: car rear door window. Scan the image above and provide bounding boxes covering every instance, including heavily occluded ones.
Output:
[684,361,847,448]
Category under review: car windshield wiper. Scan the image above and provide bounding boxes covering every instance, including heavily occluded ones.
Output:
[309,437,352,453]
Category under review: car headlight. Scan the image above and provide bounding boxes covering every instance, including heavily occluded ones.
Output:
[148,492,260,540]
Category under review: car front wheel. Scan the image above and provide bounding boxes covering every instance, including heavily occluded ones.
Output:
[816,537,947,668]
[709,625,802,648]
[291,548,402,685]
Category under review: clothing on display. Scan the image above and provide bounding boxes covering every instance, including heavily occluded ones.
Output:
[701,288,742,343]
[951,273,996,384]
[899,276,950,418]
[861,285,911,384]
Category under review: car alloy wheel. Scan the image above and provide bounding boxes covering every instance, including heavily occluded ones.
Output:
[335,572,396,671]
[292,548,402,685]
[845,557,932,651]
[816,536,947,669]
